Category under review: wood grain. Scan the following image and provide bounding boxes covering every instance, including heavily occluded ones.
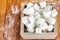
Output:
[0,0,7,27]
[0,0,7,40]
[4,0,20,40]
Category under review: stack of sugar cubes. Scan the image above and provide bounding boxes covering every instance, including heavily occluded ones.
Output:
[22,1,58,33]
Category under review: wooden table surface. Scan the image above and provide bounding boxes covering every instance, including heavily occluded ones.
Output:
[0,0,60,40]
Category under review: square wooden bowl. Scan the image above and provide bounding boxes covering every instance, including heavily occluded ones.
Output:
[20,2,58,39]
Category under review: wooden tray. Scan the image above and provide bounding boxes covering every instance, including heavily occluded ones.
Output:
[20,2,58,39]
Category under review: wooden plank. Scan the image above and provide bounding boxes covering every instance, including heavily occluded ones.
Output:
[0,0,7,40]
[0,0,7,27]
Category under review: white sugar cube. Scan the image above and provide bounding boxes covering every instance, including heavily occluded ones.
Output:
[26,23,35,32]
[36,18,45,26]
[28,16,35,23]
[43,10,51,18]
[46,17,56,25]
[44,5,52,11]
[22,16,28,25]
[36,27,42,33]
[51,9,58,17]
[27,3,33,8]
[34,3,40,11]
[39,1,46,8]
[34,12,41,19]
[27,28,34,32]
[47,25,54,31]
[23,8,29,15]
[39,22,48,30]
[23,7,35,15]
[26,23,35,29]
[36,18,45,24]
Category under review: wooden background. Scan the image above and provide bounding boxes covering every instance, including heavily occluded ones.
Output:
[0,0,60,40]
